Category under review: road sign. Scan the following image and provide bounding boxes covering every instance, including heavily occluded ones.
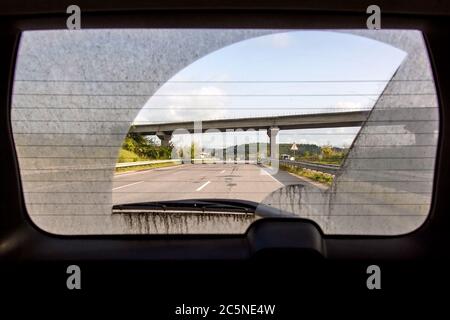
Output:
[290,143,298,151]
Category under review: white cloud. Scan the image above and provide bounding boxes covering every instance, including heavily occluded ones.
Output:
[135,85,228,123]
[269,33,292,48]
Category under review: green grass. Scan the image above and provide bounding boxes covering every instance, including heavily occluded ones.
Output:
[115,161,180,174]
[116,148,180,173]
[117,148,148,163]
[280,164,334,186]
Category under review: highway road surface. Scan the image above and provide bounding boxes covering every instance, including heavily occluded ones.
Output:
[112,163,325,205]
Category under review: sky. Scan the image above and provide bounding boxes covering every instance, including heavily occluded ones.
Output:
[135,30,407,148]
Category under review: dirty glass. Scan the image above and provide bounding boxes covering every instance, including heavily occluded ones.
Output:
[11,29,438,235]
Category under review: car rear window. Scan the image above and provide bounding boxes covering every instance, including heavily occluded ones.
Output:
[11,29,439,235]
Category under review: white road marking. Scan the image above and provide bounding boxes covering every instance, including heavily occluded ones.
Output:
[260,168,284,186]
[196,181,211,191]
[220,170,226,174]
[112,181,144,190]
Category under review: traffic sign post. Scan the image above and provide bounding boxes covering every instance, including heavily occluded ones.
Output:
[290,143,298,160]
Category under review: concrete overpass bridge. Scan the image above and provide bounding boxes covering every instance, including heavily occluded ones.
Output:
[130,111,371,160]
[130,110,370,162]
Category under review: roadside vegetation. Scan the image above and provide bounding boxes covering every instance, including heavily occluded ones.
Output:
[223,143,348,165]
[119,132,173,162]
[278,145,346,186]
[279,163,334,186]
[118,148,147,163]
[115,133,177,173]
[299,145,347,165]
[285,144,348,165]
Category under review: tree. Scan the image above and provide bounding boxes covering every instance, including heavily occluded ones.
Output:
[321,145,334,158]
[121,132,173,160]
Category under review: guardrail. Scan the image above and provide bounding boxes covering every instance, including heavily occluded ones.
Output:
[116,158,340,174]
[279,159,340,175]
[115,159,182,168]
[116,158,260,168]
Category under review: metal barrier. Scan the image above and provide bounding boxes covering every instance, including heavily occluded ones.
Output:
[279,159,340,175]
[116,159,340,175]
[115,159,182,168]
[116,158,239,168]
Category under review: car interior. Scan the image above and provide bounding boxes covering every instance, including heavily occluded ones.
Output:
[0,0,449,309]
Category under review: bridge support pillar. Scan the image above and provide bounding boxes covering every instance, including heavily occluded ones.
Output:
[156,132,172,148]
[267,126,279,166]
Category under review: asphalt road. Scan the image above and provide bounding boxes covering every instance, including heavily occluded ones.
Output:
[112,163,322,205]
